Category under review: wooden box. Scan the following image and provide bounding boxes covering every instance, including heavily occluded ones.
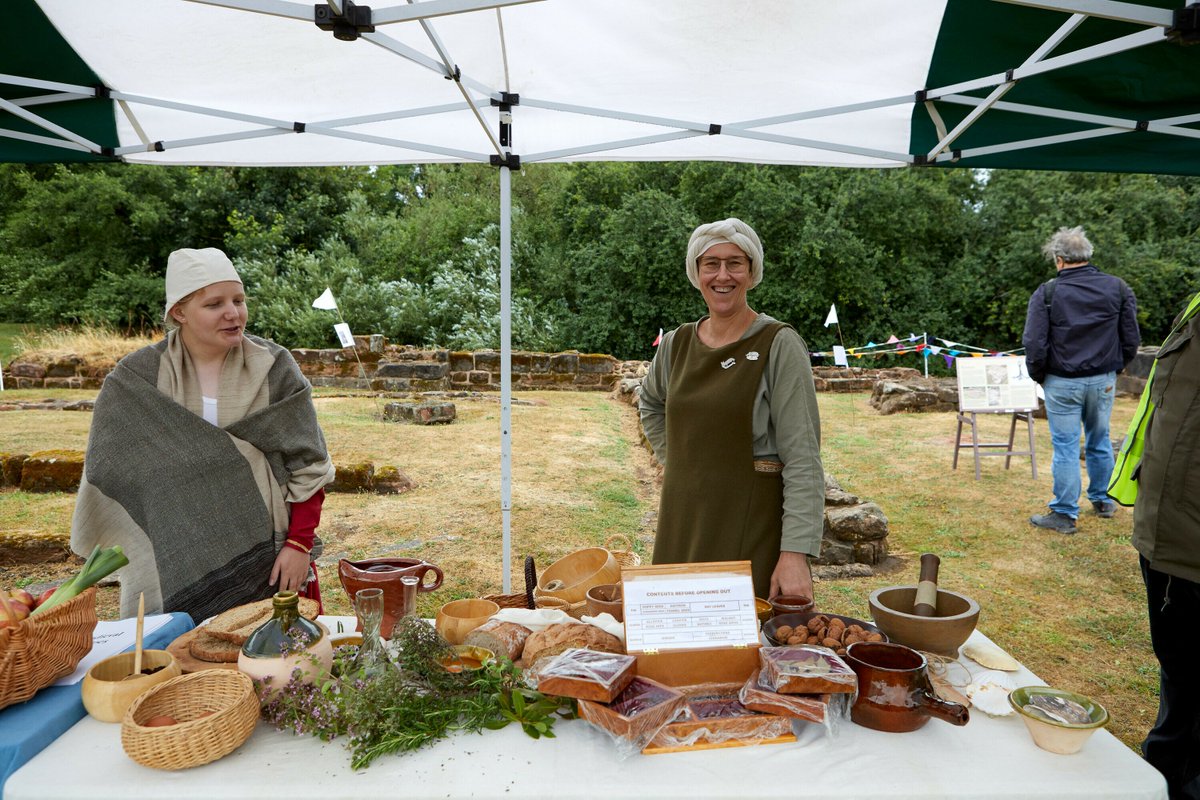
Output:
[536,649,636,703]
[577,676,688,747]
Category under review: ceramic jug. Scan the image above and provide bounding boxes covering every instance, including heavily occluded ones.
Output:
[844,641,969,732]
[337,557,444,638]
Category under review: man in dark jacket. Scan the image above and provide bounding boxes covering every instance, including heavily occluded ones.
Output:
[1125,291,1200,800]
[1022,226,1139,534]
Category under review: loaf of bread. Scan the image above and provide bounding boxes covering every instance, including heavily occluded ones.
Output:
[521,622,623,667]
[189,630,242,663]
[464,620,532,662]
[207,597,320,645]
[738,669,830,723]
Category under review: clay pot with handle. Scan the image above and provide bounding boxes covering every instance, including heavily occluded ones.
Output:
[337,557,444,638]
[844,641,969,732]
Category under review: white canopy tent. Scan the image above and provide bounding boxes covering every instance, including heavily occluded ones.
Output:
[4,0,1198,589]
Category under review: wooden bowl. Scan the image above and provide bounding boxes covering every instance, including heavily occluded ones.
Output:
[534,547,621,605]
[868,586,980,658]
[81,649,182,723]
[763,612,887,647]
[585,583,623,622]
[435,599,499,645]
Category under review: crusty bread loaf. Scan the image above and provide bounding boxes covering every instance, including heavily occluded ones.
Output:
[521,622,622,667]
[189,630,242,663]
[207,597,319,645]
[464,620,532,662]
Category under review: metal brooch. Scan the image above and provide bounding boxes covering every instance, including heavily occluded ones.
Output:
[720,358,736,369]
[746,351,760,361]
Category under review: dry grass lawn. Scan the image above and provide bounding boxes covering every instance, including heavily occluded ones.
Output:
[0,384,1157,753]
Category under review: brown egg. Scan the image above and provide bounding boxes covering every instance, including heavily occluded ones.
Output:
[144,715,178,727]
[197,710,215,718]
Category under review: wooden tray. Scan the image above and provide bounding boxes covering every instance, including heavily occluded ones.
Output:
[166,627,240,674]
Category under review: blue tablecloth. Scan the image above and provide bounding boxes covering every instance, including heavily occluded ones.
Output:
[0,612,194,794]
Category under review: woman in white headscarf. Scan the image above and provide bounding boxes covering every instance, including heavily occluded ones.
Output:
[71,248,335,623]
[639,219,824,601]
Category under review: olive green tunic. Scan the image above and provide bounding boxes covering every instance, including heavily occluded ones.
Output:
[653,320,787,597]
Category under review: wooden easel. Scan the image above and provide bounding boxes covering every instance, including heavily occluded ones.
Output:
[952,410,1037,480]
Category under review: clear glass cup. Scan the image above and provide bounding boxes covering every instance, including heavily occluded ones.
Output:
[351,588,394,677]
[389,576,420,640]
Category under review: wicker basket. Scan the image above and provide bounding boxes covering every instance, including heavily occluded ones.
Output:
[484,555,538,610]
[604,534,643,569]
[534,595,588,619]
[121,669,258,770]
[0,587,98,711]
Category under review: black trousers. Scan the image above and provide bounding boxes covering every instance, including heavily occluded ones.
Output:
[1140,556,1200,800]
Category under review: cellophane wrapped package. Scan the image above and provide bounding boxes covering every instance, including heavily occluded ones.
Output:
[739,668,850,739]
[641,682,795,753]
[577,675,688,758]
[759,644,857,694]
[534,648,637,703]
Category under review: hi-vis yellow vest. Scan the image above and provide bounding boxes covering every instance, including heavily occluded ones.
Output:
[1108,291,1200,506]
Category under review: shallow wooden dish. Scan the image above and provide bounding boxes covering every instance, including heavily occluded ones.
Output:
[82,649,182,723]
[435,599,499,645]
[165,627,239,674]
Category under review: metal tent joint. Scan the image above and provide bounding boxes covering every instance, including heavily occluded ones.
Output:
[314,1,375,42]
[1136,120,1150,131]
[92,85,111,100]
[490,152,521,169]
[911,153,930,166]
[1168,4,1200,44]
[293,122,306,133]
[708,123,722,135]
[914,89,928,103]
[444,65,462,82]
[490,93,520,110]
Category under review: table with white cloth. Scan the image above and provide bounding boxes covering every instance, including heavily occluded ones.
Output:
[4,624,1167,800]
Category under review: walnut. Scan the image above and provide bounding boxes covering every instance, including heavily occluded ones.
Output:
[806,617,826,634]
[866,632,884,642]
[775,625,793,640]
[821,637,842,649]
[787,634,805,645]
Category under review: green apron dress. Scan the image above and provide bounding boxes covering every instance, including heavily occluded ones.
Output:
[653,319,787,598]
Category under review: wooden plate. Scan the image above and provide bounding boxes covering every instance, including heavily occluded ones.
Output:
[166,627,241,674]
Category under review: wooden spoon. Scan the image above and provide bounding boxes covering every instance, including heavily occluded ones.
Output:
[124,593,145,680]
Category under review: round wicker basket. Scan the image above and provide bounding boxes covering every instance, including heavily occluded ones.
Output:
[121,669,258,770]
[604,534,642,569]
[0,588,98,711]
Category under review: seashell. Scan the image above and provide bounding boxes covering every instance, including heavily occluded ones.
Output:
[962,640,1020,671]
[965,672,1017,717]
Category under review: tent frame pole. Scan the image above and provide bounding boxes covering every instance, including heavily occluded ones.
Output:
[499,162,513,594]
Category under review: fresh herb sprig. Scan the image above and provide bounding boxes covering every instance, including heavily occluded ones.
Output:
[258,617,574,769]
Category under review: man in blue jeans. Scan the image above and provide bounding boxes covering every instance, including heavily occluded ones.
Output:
[1022,226,1140,534]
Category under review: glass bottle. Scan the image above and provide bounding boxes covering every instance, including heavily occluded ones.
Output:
[238,590,333,691]
[386,575,420,641]
[351,588,394,678]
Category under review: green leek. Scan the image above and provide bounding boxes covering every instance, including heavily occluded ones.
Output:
[31,545,129,615]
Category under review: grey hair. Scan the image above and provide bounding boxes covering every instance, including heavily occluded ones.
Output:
[684,218,764,290]
[1042,226,1093,264]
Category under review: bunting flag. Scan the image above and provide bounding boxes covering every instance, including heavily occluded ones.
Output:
[886,335,900,344]
[809,333,1023,363]
[312,288,338,310]
[824,304,839,328]
[653,328,664,347]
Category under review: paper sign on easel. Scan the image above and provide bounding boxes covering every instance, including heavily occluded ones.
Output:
[832,345,848,367]
[623,569,759,653]
[333,322,355,348]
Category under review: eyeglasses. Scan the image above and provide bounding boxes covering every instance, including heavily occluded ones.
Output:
[697,256,750,275]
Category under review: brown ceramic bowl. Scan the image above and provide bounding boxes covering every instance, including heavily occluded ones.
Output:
[768,594,815,617]
[762,612,887,647]
[585,583,623,622]
[868,586,980,658]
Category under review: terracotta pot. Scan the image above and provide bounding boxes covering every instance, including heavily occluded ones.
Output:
[337,558,444,639]
[768,594,815,617]
[844,641,969,733]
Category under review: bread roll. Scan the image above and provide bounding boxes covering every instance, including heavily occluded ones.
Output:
[464,620,532,662]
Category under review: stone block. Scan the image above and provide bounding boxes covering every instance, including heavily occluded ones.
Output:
[14,377,40,389]
[10,362,46,379]
[577,354,617,374]
[44,377,83,389]
[20,449,84,493]
[290,348,323,363]
[383,401,456,425]
[449,351,474,372]
[330,462,375,493]
[825,502,889,543]
[369,334,387,353]
[511,353,532,373]
[469,370,491,385]
[529,353,552,373]
[373,465,416,495]
[474,351,500,371]
[45,358,82,378]
[376,362,416,378]
[550,352,578,373]
[1,452,27,488]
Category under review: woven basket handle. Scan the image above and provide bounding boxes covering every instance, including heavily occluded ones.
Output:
[523,555,537,610]
[604,534,632,551]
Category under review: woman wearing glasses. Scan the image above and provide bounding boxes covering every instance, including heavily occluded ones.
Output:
[639,218,825,602]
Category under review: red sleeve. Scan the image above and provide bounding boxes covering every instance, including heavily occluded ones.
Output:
[287,488,325,549]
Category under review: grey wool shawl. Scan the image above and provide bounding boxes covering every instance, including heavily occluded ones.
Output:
[71,332,334,623]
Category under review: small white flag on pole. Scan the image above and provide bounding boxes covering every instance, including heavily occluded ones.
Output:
[823,304,838,327]
[312,288,338,310]
[333,322,355,348]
